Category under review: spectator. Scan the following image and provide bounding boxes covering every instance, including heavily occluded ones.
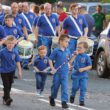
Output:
[92,5,106,37]
[79,8,95,37]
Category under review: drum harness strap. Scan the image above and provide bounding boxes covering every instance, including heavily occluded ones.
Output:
[44,14,56,36]
[22,12,33,32]
[69,15,83,36]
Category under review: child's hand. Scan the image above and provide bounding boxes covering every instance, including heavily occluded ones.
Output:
[51,68,56,74]
[28,61,32,66]
[68,63,72,70]
[79,68,85,72]
[43,69,47,73]
[36,69,40,73]
[18,72,22,80]
[74,51,78,55]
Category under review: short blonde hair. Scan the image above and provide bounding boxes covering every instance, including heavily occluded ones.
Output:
[38,45,47,52]
[44,3,52,9]
[78,42,88,49]
[5,35,15,43]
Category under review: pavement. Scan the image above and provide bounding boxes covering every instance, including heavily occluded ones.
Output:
[0,66,110,110]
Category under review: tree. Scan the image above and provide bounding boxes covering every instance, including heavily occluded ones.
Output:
[101,0,110,2]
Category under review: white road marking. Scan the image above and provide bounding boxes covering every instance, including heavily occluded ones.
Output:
[38,98,76,110]
[55,99,94,110]
[0,84,24,93]
[0,84,94,110]
[22,79,35,82]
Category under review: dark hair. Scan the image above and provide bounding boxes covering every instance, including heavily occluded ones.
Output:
[5,14,13,19]
[33,5,39,14]
[78,42,88,49]
[59,34,70,42]
[57,4,63,9]
[97,5,102,9]
[40,4,44,10]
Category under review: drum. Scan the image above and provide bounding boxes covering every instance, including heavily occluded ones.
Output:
[28,34,36,44]
[17,40,33,59]
[52,37,59,49]
[77,37,94,56]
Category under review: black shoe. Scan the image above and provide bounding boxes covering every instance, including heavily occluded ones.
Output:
[3,98,13,106]
[49,96,55,106]
[62,101,69,109]
[70,95,75,103]
[14,76,18,79]
[79,101,85,106]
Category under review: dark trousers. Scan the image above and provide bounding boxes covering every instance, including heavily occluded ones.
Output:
[1,71,14,101]
[35,73,47,92]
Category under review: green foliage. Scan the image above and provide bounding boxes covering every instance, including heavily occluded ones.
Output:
[101,0,110,2]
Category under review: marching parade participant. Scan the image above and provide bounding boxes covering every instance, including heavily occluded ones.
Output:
[11,2,28,40]
[39,4,45,15]
[35,2,60,56]
[32,5,40,33]
[22,2,36,34]
[70,41,92,106]
[0,36,22,106]
[34,45,50,97]
[18,2,23,14]
[4,14,24,43]
[0,4,5,25]
[61,3,88,54]
[49,34,70,109]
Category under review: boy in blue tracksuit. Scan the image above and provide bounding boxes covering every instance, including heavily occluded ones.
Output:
[70,41,92,106]
[49,34,70,109]
[34,45,50,96]
[0,36,22,106]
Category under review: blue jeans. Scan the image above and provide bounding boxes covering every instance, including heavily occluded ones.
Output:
[51,71,68,102]
[37,36,52,56]
[71,75,88,102]
[68,39,77,54]
[35,72,47,92]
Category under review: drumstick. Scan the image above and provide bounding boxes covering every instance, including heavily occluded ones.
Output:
[38,71,52,74]
[55,51,77,72]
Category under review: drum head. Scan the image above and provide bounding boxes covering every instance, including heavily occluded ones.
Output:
[78,37,94,56]
[18,40,33,48]
[18,40,33,59]
[28,34,36,42]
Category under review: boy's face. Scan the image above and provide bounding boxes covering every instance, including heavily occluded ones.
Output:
[5,18,13,27]
[38,49,47,57]
[6,40,15,50]
[60,38,69,48]
[77,44,86,54]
